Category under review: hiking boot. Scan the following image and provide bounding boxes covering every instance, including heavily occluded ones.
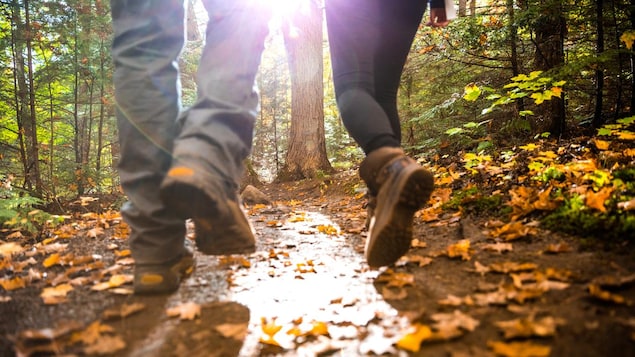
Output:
[134,251,194,294]
[360,147,434,267]
[160,163,256,255]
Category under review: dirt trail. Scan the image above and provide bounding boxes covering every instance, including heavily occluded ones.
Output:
[2,173,635,356]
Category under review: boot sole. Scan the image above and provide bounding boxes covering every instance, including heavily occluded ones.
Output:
[160,171,256,255]
[365,165,434,267]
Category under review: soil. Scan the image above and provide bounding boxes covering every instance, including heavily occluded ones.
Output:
[1,170,634,356]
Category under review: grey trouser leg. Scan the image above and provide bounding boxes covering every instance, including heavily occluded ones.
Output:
[173,0,271,187]
[112,0,270,264]
[112,0,186,265]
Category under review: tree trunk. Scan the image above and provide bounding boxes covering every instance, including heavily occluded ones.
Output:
[459,0,467,17]
[534,0,566,137]
[187,0,201,41]
[507,0,524,114]
[278,0,333,181]
[593,0,605,128]
[12,0,42,195]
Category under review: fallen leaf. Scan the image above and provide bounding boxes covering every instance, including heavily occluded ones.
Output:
[0,242,23,257]
[91,274,133,291]
[86,227,104,238]
[102,303,146,320]
[544,242,572,254]
[84,334,126,355]
[447,239,472,260]
[487,340,551,357]
[43,253,61,268]
[489,262,538,274]
[495,316,565,339]
[166,302,201,320]
[40,283,73,304]
[588,284,631,305]
[396,324,432,352]
[0,276,26,291]
[593,138,610,150]
[431,310,480,332]
[376,270,415,288]
[585,187,613,212]
[490,221,536,241]
[482,242,513,254]
[260,317,283,346]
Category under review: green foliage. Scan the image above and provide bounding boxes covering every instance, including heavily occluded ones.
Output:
[543,195,635,241]
[0,182,50,234]
[463,71,565,116]
[443,186,510,216]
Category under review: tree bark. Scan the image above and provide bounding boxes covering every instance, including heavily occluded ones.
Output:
[593,0,605,128]
[534,0,566,137]
[278,0,333,181]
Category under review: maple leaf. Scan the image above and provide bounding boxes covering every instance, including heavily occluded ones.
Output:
[166,302,201,320]
[431,310,480,333]
[86,227,104,238]
[260,317,283,346]
[487,340,551,357]
[585,187,613,212]
[396,324,432,352]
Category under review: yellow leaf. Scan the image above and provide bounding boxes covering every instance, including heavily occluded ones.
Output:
[396,324,432,352]
[447,239,472,260]
[0,276,26,291]
[624,148,635,157]
[43,253,61,268]
[519,143,539,151]
[114,249,131,257]
[593,139,611,150]
[91,274,133,291]
[487,340,551,357]
[588,284,630,305]
[617,130,635,140]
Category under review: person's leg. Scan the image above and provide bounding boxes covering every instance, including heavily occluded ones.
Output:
[161,0,271,255]
[111,0,191,293]
[374,1,428,141]
[326,0,398,155]
[326,0,434,267]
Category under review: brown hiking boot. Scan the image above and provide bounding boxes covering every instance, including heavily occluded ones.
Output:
[360,147,434,267]
[160,164,256,256]
[134,250,194,294]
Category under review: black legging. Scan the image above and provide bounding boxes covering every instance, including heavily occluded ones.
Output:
[326,0,435,154]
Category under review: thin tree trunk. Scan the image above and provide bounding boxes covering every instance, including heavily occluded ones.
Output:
[10,1,28,191]
[507,0,524,114]
[24,0,42,195]
[593,0,605,128]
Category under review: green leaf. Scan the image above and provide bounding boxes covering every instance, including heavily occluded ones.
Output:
[445,127,464,136]
[617,116,635,125]
[519,110,535,117]
[463,84,481,101]
[463,122,480,128]
[597,128,613,136]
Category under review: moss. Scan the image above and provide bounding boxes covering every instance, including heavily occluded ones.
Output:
[443,187,509,216]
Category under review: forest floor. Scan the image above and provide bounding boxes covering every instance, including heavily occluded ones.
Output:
[2,138,635,356]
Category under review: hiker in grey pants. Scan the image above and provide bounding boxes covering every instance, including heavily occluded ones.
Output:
[111,0,270,294]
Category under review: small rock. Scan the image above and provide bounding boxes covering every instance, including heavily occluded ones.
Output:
[241,185,271,205]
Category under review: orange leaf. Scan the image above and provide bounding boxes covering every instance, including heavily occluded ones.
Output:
[585,187,613,212]
[396,324,432,352]
[43,253,61,268]
[487,340,551,357]
[447,239,472,260]
[0,276,26,291]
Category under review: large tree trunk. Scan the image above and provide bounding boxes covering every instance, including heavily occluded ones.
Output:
[278,0,333,181]
[534,0,566,137]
